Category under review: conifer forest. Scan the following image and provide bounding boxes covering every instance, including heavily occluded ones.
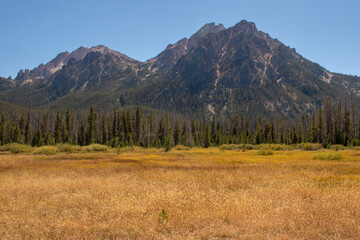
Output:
[1,98,359,149]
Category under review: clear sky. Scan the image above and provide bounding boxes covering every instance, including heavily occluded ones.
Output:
[1,0,359,78]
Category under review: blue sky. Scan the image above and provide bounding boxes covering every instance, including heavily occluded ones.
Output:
[1,0,359,78]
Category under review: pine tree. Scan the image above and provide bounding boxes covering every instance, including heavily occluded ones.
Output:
[343,109,351,146]
[62,120,69,143]
[165,113,172,141]
[112,109,118,139]
[255,123,263,144]
[324,98,332,142]
[10,123,21,143]
[0,115,5,145]
[43,132,54,145]
[316,109,323,144]
[24,112,32,145]
[204,124,211,148]
[54,112,62,143]
[65,108,72,143]
[164,134,172,151]
[334,100,343,144]
[181,120,188,146]
[102,115,109,145]
[78,120,85,146]
[173,119,181,146]
[135,106,142,144]
[33,127,44,147]
[147,112,155,147]
[158,117,165,146]
[19,115,25,136]
[86,107,97,145]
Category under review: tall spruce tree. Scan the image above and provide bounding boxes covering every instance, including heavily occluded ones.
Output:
[86,107,97,145]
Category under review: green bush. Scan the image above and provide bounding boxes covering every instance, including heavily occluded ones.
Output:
[256,144,294,151]
[174,145,190,151]
[257,149,274,156]
[0,143,33,154]
[220,144,255,150]
[299,143,323,151]
[57,143,81,153]
[83,144,109,152]
[313,152,343,160]
[330,145,346,151]
[32,146,59,155]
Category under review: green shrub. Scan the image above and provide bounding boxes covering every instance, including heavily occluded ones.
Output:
[0,143,33,154]
[158,209,168,224]
[313,152,343,160]
[257,144,294,151]
[299,143,323,151]
[32,146,59,155]
[257,149,274,156]
[220,144,255,150]
[174,145,190,151]
[330,145,346,151]
[83,144,109,152]
[57,143,81,153]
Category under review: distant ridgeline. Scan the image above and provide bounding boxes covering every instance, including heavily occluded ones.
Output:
[0,98,359,148]
[1,20,360,120]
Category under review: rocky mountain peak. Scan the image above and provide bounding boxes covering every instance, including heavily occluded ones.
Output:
[191,22,225,38]
[148,22,226,72]
[231,20,258,36]
[188,22,225,49]
[15,45,137,82]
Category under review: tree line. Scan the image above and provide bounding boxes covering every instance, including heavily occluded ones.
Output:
[1,99,360,149]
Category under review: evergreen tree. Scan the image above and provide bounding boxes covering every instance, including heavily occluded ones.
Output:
[135,106,142,144]
[78,120,85,146]
[158,117,165,146]
[173,119,181,146]
[65,108,72,143]
[86,107,97,145]
[0,115,5,145]
[54,112,62,143]
[316,109,323,144]
[181,120,188,146]
[10,123,21,143]
[24,112,32,145]
[102,115,109,145]
[204,124,211,148]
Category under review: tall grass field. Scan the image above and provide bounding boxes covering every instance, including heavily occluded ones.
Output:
[1,146,360,239]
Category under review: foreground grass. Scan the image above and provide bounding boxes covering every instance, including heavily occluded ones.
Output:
[1,148,360,239]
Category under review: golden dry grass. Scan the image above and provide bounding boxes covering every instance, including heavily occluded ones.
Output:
[1,148,360,239]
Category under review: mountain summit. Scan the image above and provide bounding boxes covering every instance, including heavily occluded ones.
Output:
[15,45,136,81]
[147,22,225,73]
[1,20,360,119]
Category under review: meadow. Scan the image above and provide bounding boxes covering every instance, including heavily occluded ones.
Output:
[1,145,360,239]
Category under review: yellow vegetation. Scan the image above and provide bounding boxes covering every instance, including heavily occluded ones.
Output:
[0,148,360,239]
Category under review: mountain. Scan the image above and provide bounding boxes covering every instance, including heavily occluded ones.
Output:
[15,45,135,82]
[1,20,360,119]
[146,22,225,73]
[0,45,140,109]
[124,20,360,118]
